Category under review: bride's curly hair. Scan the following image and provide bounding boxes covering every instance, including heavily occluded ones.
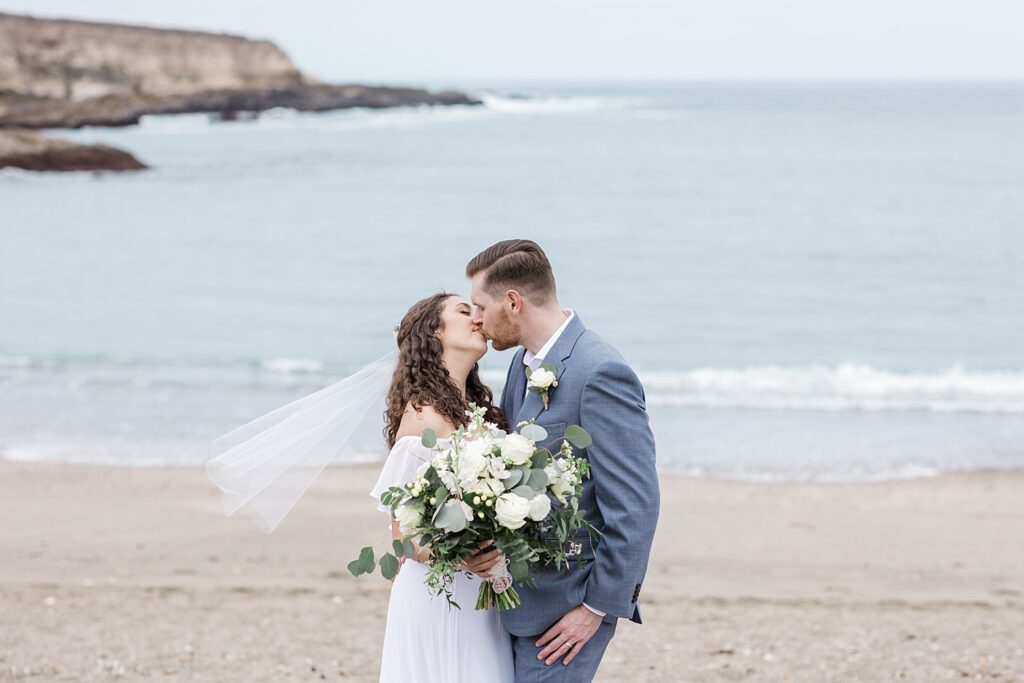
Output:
[384,293,506,449]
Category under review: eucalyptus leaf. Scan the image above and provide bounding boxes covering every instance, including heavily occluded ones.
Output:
[511,485,536,499]
[435,501,468,533]
[530,449,550,469]
[421,428,437,449]
[520,423,548,443]
[564,425,592,449]
[527,468,548,489]
[403,539,416,559]
[346,558,366,577]
[502,469,524,490]
[380,553,400,580]
[392,539,405,557]
[358,546,375,573]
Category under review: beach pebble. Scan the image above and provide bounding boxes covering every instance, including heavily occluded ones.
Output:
[42,595,56,606]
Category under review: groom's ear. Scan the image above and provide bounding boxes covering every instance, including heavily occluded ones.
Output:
[506,289,526,314]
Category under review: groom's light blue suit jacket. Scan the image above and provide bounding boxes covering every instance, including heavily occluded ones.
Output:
[499,314,660,636]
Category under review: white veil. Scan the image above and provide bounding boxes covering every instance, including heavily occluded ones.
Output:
[206,353,396,533]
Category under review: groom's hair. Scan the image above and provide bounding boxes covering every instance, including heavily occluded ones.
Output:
[466,239,556,304]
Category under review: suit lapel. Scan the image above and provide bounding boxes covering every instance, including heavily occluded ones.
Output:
[515,315,586,425]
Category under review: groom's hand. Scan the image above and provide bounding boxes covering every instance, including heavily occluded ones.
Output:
[536,605,602,666]
[458,539,502,578]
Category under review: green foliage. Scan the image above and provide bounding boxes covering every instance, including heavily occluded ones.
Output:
[520,423,548,442]
[530,448,550,469]
[421,428,437,448]
[502,468,524,490]
[434,501,468,533]
[510,485,535,499]
[379,553,400,580]
[525,468,548,489]
[564,425,592,449]
[347,545,375,576]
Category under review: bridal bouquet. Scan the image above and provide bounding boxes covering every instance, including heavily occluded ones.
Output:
[349,404,595,610]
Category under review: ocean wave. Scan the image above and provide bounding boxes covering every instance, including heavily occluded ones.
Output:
[138,112,217,132]
[259,357,324,373]
[4,355,1023,414]
[476,92,632,114]
[640,364,1024,414]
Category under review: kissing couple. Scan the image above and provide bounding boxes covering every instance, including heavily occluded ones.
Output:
[209,239,660,683]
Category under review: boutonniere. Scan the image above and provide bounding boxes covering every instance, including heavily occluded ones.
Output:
[526,363,558,410]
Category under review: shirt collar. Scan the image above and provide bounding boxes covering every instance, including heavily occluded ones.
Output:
[523,310,575,368]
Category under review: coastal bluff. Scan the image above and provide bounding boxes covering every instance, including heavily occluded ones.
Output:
[0,12,480,129]
[0,12,479,170]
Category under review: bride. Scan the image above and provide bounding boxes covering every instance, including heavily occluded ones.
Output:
[372,292,515,682]
[207,292,515,683]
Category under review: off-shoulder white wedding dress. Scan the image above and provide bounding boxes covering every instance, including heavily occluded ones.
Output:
[370,436,515,683]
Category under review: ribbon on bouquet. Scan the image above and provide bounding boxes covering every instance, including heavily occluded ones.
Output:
[487,557,514,594]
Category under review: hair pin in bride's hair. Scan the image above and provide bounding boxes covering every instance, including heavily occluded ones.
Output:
[392,324,400,341]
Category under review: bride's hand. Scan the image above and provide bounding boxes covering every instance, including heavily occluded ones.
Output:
[459,539,503,578]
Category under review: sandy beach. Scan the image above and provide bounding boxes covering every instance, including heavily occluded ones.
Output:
[1,462,1022,682]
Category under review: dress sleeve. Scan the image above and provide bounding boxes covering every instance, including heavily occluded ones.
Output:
[369,439,433,514]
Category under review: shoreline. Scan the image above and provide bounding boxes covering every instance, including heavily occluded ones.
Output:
[2,461,1022,681]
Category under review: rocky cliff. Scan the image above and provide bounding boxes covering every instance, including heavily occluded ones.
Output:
[0,12,479,129]
[0,12,304,101]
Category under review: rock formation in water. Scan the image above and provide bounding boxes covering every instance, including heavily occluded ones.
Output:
[0,128,147,171]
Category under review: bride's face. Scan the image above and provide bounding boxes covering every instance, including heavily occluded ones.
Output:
[439,296,488,359]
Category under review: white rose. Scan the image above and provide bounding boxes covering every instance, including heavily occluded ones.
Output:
[494,493,532,530]
[529,367,557,389]
[394,504,422,535]
[501,433,535,466]
[527,494,551,521]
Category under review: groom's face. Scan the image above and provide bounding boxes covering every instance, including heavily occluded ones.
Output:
[470,273,521,351]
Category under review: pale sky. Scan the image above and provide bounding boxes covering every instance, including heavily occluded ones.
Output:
[3,0,1024,83]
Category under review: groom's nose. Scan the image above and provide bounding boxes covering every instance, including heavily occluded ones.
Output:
[471,309,483,325]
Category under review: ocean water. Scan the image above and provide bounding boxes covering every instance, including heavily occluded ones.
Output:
[1,82,1022,480]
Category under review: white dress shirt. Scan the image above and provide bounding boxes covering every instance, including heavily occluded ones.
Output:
[523,310,575,374]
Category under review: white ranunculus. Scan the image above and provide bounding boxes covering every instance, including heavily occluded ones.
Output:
[527,494,551,521]
[546,462,574,501]
[501,433,535,466]
[487,456,507,479]
[494,493,532,530]
[458,441,488,488]
[394,504,422,535]
[437,468,461,496]
[487,477,507,498]
[468,478,493,496]
[529,367,557,389]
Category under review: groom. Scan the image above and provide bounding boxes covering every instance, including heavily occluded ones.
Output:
[466,239,660,682]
